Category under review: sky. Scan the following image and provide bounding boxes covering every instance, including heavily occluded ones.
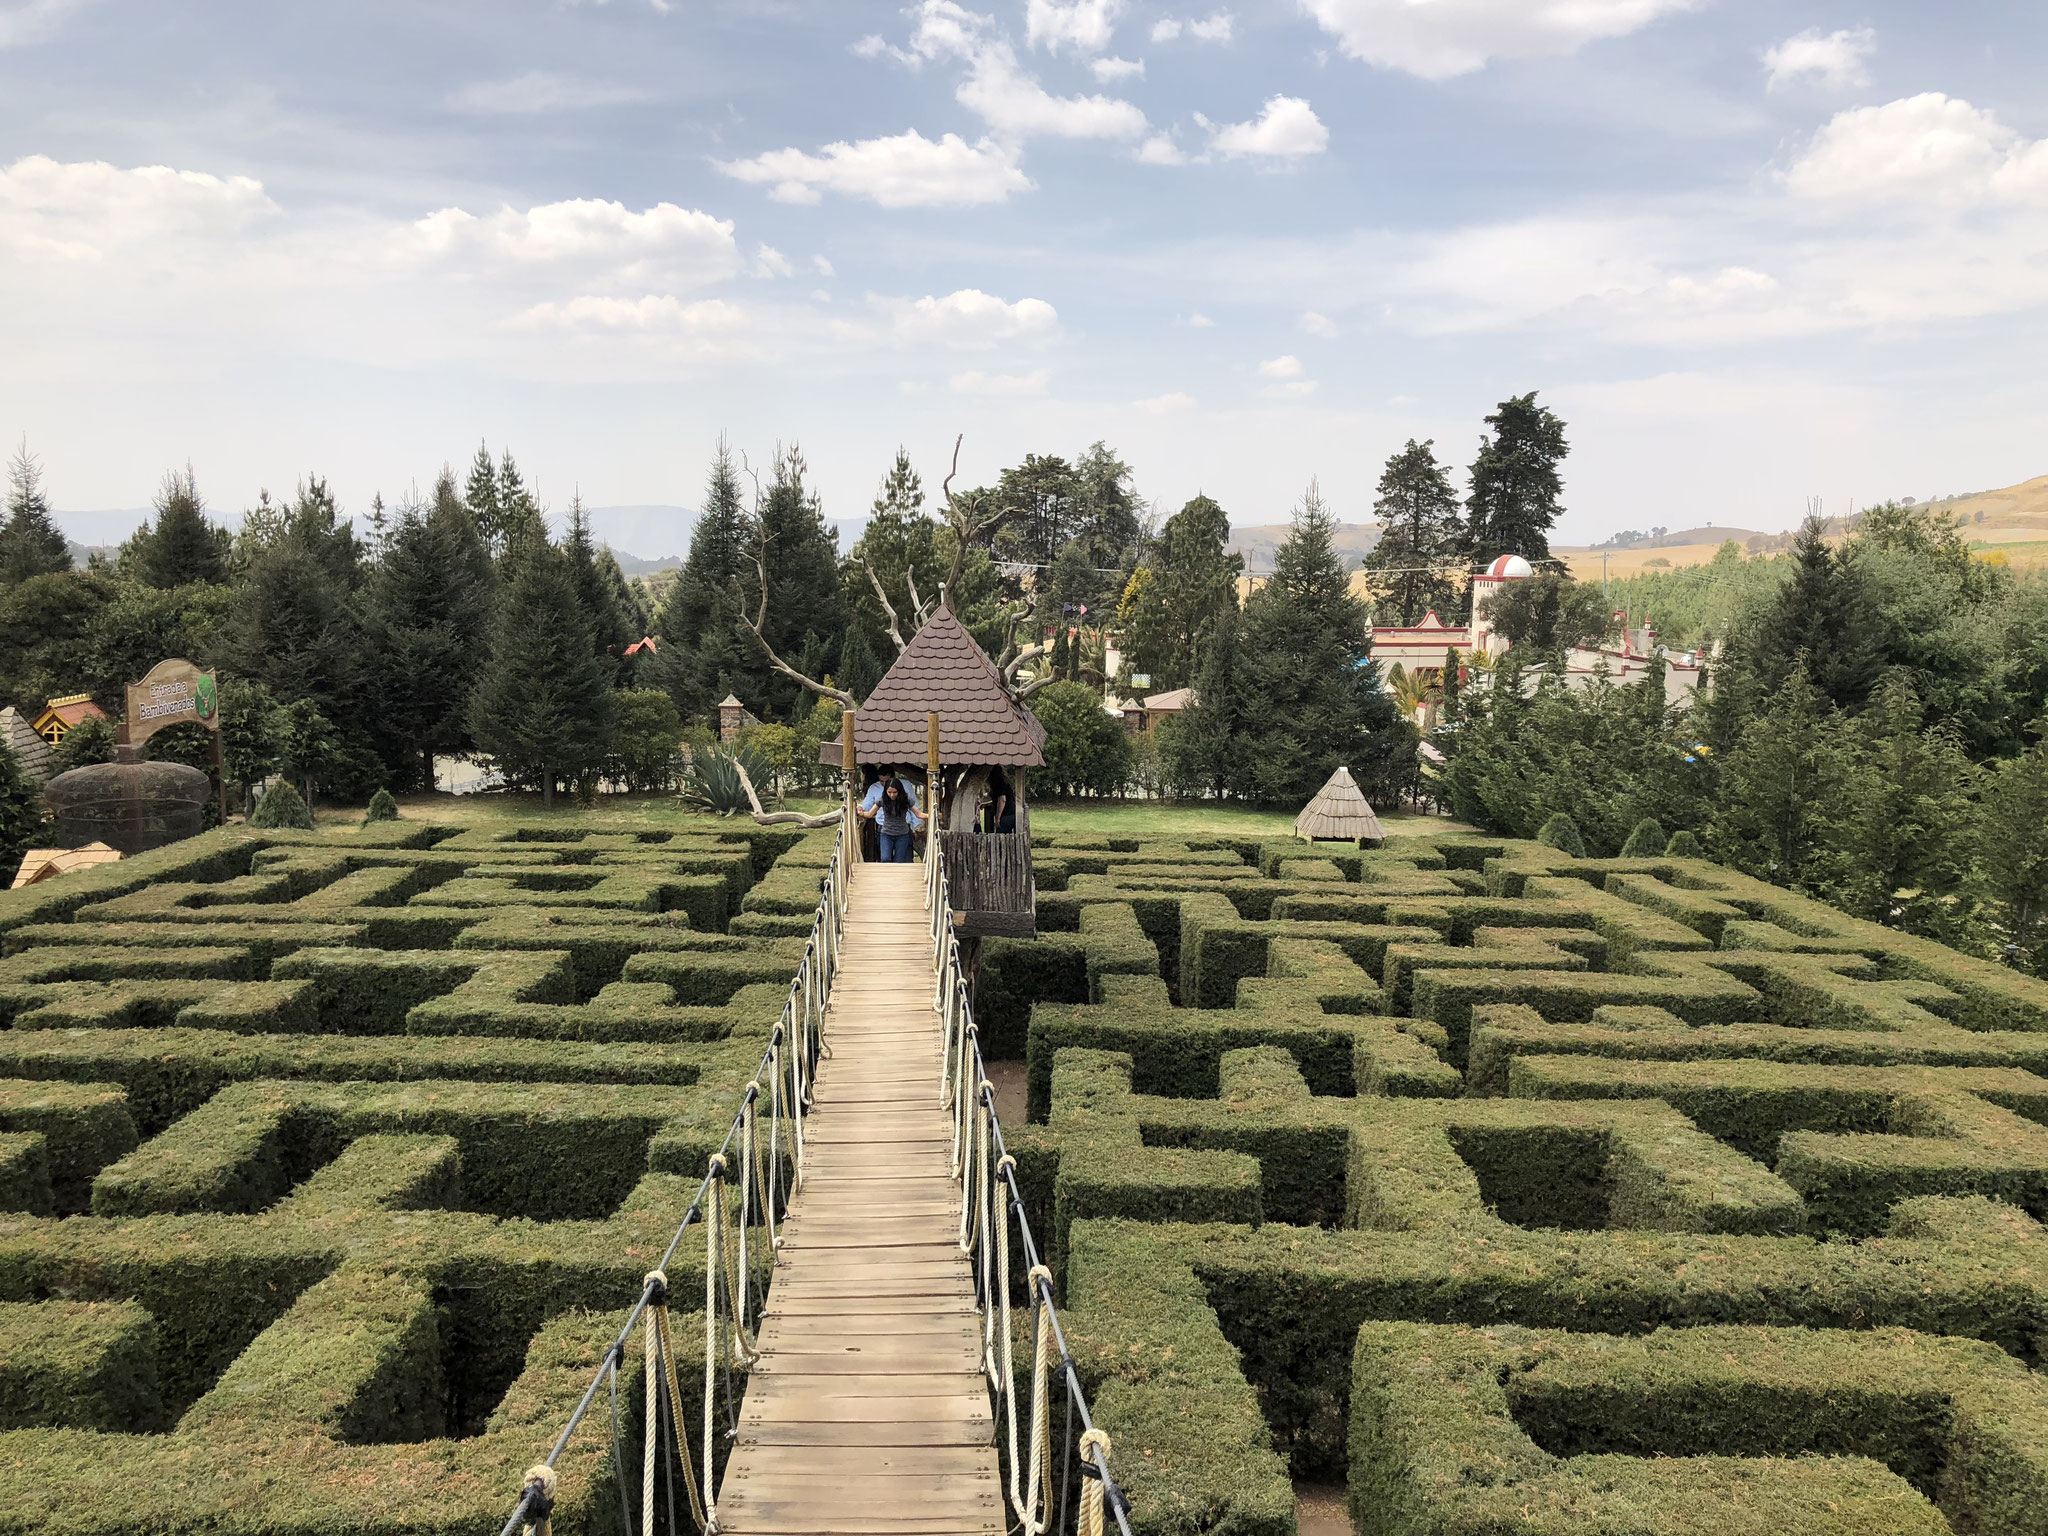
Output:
[1,0,2044,554]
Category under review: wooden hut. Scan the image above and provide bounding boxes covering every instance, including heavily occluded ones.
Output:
[1294,764,1384,844]
[819,598,1045,937]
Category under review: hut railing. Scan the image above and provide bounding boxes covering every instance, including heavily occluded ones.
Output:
[937,829,1034,919]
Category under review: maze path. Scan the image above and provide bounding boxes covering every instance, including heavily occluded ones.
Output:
[718,860,1003,1536]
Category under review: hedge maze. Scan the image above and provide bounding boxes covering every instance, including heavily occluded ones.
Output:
[0,816,829,1535]
[998,831,2048,1536]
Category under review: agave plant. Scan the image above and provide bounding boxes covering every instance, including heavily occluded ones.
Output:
[680,743,773,817]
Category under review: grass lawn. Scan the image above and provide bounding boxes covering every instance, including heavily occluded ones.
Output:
[336,790,1468,842]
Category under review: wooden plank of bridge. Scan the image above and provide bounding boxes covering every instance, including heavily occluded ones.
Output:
[717,860,1004,1536]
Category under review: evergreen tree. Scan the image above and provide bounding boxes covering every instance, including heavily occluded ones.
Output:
[1163,603,1258,798]
[464,442,506,553]
[1229,481,1411,803]
[837,625,883,704]
[227,478,377,796]
[364,490,497,791]
[1465,392,1568,567]
[0,439,71,584]
[1537,812,1586,857]
[468,541,618,808]
[994,454,1081,567]
[250,778,314,829]
[1116,494,1242,694]
[1708,671,1854,887]
[1747,514,1884,712]
[843,447,945,663]
[130,466,228,589]
[1034,679,1134,797]
[653,438,755,724]
[496,449,546,554]
[1364,439,1463,625]
[1481,572,1614,657]
[755,445,846,720]
[1619,817,1668,857]
[564,496,639,679]
[1980,724,2048,973]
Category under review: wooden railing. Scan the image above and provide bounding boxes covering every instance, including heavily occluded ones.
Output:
[937,826,1035,937]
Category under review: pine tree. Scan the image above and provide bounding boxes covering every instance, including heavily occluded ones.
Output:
[0,439,71,584]
[464,442,506,554]
[844,447,943,660]
[1117,494,1242,693]
[1466,393,1568,567]
[1364,439,1463,625]
[653,438,755,724]
[994,454,1081,567]
[1980,724,2048,972]
[0,729,46,886]
[364,489,497,791]
[497,449,546,554]
[1708,670,1854,888]
[1748,515,1883,711]
[1537,812,1587,857]
[564,496,638,679]
[1230,481,1411,804]
[756,445,847,720]
[837,625,883,703]
[468,541,618,808]
[130,466,227,588]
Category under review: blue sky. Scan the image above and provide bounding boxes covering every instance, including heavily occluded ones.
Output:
[1,0,2044,551]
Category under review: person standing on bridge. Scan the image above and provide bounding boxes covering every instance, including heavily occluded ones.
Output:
[862,772,924,862]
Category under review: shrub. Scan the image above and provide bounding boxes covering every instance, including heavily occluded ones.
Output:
[1667,827,1705,857]
[1536,811,1586,857]
[248,780,313,830]
[1619,815,1668,856]
[362,789,399,823]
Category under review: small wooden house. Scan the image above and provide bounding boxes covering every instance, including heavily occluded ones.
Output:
[819,598,1045,937]
[32,694,104,747]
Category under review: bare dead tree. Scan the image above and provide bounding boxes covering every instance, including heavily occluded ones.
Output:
[904,565,935,627]
[859,555,908,655]
[745,530,856,709]
[938,434,1013,596]
[735,759,842,829]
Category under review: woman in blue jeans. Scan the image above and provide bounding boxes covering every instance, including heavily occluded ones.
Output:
[866,774,923,861]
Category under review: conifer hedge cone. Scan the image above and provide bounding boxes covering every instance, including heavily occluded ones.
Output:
[1620,817,1668,857]
[364,789,400,823]
[250,780,314,830]
[1665,829,1705,858]
[1536,812,1586,858]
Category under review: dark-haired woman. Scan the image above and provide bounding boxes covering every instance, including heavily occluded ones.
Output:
[867,774,923,862]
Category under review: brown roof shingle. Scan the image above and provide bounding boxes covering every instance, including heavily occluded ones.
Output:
[819,604,1046,767]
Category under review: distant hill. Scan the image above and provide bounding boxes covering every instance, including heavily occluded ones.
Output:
[1229,521,1380,574]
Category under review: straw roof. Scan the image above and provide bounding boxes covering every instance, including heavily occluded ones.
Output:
[10,842,121,890]
[819,602,1046,767]
[1294,764,1384,843]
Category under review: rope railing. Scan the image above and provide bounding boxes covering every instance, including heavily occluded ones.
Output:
[930,837,1136,1536]
[499,816,852,1536]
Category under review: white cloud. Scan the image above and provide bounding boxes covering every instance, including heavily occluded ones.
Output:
[1134,391,1197,413]
[812,254,835,276]
[951,367,1049,394]
[1263,379,1317,398]
[1091,54,1144,81]
[754,244,792,277]
[1026,0,1122,54]
[1152,13,1232,43]
[1299,309,1337,336]
[0,154,276,260]
[511,295,745,332]
[874,287,1059,346]
[958,45,1149,140]
[445,70,650,115]
[1763,28,1875,92]
[1783,93,2048,209]
[1184,311,1214,327]
[1299,0,1696,80]
[1211,96,1328,159]
[718,130,1031,208]
[401,197,739,285]
[1257,353,1303,377]
[0,0,91,48]
[1137,133,1186,165]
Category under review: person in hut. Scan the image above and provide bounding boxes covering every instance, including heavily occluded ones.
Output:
[860,770,924,862]
[981,768,1017,834]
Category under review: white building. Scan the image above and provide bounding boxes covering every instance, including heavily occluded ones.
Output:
[1370,554,1707,708]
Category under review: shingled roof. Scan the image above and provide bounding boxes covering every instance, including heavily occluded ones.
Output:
[1294,764,1384,842]
[819,602,1046,767]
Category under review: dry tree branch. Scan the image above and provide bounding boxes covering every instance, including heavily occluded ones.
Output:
[905,564,934,626]
[746,534,856,709]
[736,760,843,828]
[859,556,908,654]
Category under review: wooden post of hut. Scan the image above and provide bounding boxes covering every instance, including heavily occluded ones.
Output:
[817,596,1045,941]
[843,709,860,864]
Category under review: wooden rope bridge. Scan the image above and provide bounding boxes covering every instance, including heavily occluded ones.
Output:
[716,859,1005,1536]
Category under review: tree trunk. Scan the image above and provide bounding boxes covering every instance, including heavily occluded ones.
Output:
[542,762,554,810]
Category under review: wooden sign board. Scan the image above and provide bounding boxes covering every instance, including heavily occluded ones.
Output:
[125,659,220,746]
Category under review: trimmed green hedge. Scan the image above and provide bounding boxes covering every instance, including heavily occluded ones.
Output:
[0,1299,164,1431]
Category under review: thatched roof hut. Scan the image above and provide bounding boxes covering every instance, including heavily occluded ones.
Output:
[1294,764,1384,843]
